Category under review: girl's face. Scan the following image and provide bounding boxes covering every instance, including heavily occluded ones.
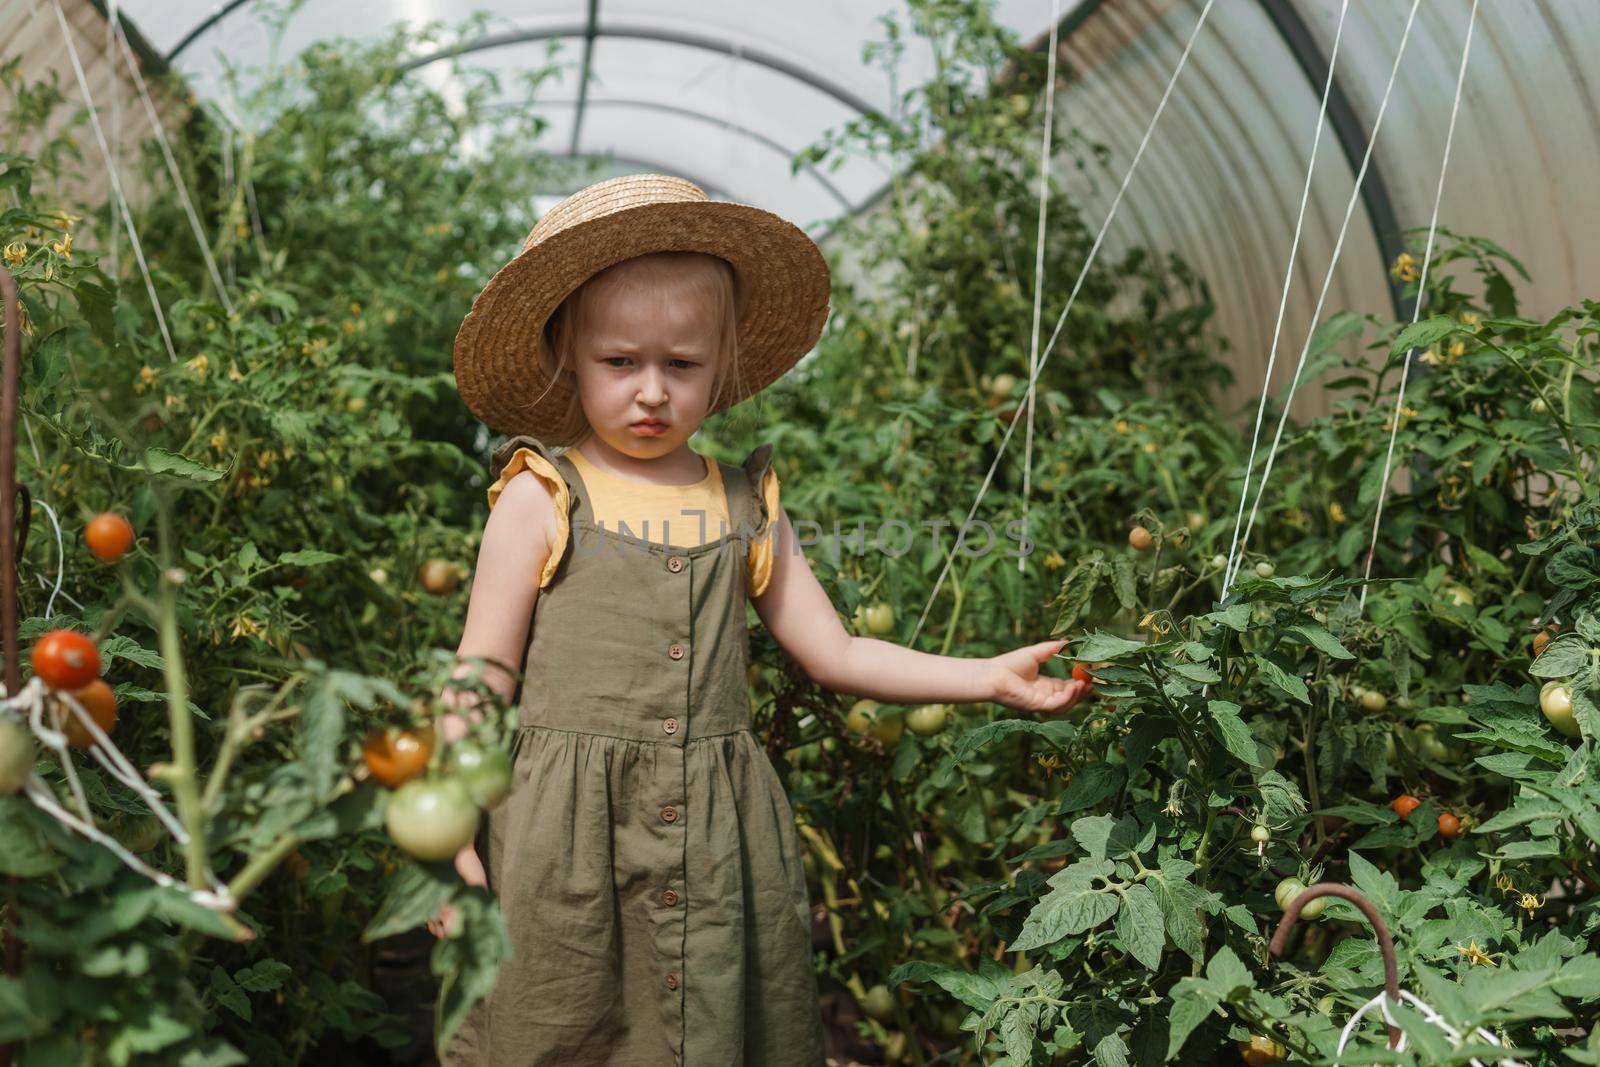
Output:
[571,256,723,460]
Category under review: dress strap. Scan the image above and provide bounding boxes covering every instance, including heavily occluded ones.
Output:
[735,443,781,597]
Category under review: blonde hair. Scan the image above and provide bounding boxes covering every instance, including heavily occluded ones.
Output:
[537,251,745,446]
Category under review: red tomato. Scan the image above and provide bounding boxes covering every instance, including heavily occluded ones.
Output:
[1437,812,1463,839]
[31,630,102,690]
[85,512,136,563]
[1392,794,1422,820]
[1072,662,1093,684]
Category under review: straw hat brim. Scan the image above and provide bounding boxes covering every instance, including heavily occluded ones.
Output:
[454,199,831,443]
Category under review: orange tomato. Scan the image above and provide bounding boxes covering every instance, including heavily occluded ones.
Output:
[56,678,117,749]
[1437,812,1463,839]
[363,725,435,788]
[1532,624,1558,657]
[85,512,136,563]
[1392,794,1422,820]
[1128,526,1154,552]
[1072,662,1093,684]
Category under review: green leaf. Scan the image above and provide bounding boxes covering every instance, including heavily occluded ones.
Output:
[1252,652,1310,704]
[1530,636,1586,678]
[1074,632,1146,661]
[1010,859,1119,951]
[362,862,457,943]
[1206,701,1264,766]
[1390,315,1460,358]
[1058,762,1125,813]
[1116,883,1163,970]
[1285,622,1355,660]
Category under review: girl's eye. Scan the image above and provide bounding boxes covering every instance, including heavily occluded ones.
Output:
[670,359,698,369]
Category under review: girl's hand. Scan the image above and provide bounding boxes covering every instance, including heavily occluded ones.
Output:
[985,638,1090,714]
[427,842,488,938]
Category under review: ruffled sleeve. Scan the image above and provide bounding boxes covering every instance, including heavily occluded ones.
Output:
[485,435,571,590]
[742,443,780,598]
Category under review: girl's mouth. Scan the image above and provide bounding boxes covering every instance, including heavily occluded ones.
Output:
[631,421,667,435]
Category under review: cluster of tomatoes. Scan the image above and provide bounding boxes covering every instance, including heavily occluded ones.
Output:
[1,627,122,797]
[1391,793,1465,840]
[362,721,512,863]
[844,698,956,745]
[2,514,138,793]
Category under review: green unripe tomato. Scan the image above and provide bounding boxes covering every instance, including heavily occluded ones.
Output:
[385,777,480,862]
[1250,825,1271,845]
[860,983,896,1024]
[846,699,903,746]
[1255,560,1275,579]
[905,703,950,737]
[1440,583,1475,608]
[0,717,36,794]
[1540,680,1579,738]
[1413,723,1451,760]
[1209,553,1228,571]
[853,601,896,636]
[1360,689,1388,713]
[449,742,513,809]
[1530,396,1547,414]
[1274,877,1325,919]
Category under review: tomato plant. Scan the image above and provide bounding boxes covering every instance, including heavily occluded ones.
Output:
[0,717,35,792]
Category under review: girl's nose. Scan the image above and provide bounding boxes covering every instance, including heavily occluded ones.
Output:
[637,368,668,404]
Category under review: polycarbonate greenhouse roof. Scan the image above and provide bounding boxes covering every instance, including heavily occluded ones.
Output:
[17,1,1600,417]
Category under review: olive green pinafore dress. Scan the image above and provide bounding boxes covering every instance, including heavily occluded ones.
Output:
[442,434,826,1067]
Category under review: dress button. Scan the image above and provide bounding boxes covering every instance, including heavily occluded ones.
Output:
[663,717,679,735]
[667,643,685,660]
[661,805,678,823]
[662,888,679,906]
[665,973,679,991]
[666,555,685,572]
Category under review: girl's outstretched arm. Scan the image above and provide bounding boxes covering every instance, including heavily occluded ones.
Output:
[751,506,1088,714]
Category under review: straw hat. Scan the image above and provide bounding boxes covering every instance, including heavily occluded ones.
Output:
[453,173,832,444]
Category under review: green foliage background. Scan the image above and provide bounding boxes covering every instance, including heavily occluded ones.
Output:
[1,2,1597,1064]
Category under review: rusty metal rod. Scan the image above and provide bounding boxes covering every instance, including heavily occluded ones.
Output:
[1268,882,1401,1049]
[1,262,22,1067]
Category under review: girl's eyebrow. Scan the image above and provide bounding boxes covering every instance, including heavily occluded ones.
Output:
[593,343,708,357]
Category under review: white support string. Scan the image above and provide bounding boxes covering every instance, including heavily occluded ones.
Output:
[1018,0,1061,576]
[3,676,233,910]
[109,17,236,315]
[1218,0,1350,595]
[1337,988,1526,1067]
[911,0,1218,644]
[1358,0,1480,610]
[44,0,178,362]
[1220,0,1425,598]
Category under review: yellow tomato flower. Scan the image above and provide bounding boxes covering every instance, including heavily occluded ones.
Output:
[1390,252,1418,282]
[1327,501,1347,524]
[51,233,72,259]
[2,242,25,267]
[1454,940,1496,967]
[185,353,209,379]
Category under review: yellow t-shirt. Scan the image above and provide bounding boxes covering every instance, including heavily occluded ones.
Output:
[486,445,781,595]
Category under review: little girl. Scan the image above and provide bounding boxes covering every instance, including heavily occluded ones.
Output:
[431,174,1089,1066]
